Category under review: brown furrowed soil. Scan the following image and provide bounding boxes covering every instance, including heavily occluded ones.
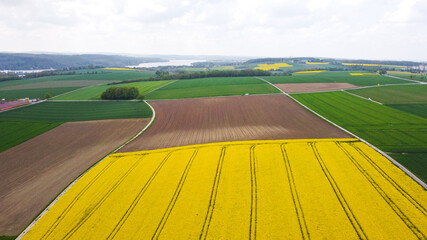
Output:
[0,80,113,90]
[120,95,350,152]
[274,83,358,93]
[0,118,150,236]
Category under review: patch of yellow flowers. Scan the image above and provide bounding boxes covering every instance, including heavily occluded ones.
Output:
[255,63,293,71]
[22,139,427,239]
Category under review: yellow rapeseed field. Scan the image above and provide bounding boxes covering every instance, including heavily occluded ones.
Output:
[350,73,380,76]
[294,70,327,74]
[305,62,329,64]
[103,67,135,71]
[22,139,427,239]
[343,63,406,68]
[255,63,293,71]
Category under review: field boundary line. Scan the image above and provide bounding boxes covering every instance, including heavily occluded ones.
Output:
[144,80,177,95]
[256,76,427,189]
[280,144,310,239]
[50,83,105,99]
[348,143,426,215]
[16,100,157,239]
[152,149,199,239]
[385,74,425,84]
[343,91,383,105]
[274,83,420,95]
[310,143,367,240]
[146,92,283,101]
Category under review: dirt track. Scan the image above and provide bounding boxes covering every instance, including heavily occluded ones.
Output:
[120,95,350,152]
[274,83,358,93]
[0,118,150,236]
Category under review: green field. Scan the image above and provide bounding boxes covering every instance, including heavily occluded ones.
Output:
[0,69,154,89]
[264,71,408,86]
[0,101,152,122]
[54,80,173,100]
[388,104,427,119]
[292,91,427,182]
[145,77,280,99]
[0,87,81,100]
[348,84,427,119]
[388,72,427,82]
[0,119,62,153]
[348,84,427,104]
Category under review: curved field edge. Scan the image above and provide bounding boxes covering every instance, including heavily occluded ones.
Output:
[291,91,427,183]
[19,139,427,240]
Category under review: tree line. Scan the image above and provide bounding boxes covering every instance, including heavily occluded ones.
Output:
[101,87,140,100]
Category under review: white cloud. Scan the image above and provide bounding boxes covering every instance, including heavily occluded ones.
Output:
[0,0,425,60]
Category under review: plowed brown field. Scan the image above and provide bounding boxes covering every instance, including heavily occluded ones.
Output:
[0,118,150,236]
[120,95,350,152]
[274,83,358,93]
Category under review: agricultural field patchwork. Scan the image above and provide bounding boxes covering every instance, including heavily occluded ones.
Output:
[0,101,152,121]
[275,82,357,93]
[0,87,81,100]
[145,77,280,99]
[348,84,427,119]
[120,95,350,152]
[292,91,427,182]
[263,71,408,86]
[387,71,427,82]
[0,119,62,152]
[254,63,293,70]
[0,119,151,236]
[54,80,173,100]
[21,139,427,239]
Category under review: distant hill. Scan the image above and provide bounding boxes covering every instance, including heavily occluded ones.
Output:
[245,57,421,66]
[0,53,166,70]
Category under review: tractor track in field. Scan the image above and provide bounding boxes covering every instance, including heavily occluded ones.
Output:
[348,143,426,215]
[256,76,427,190]
[152,149,199,239]
[337,143,426,239]
[200,146,227,240]
[249,145,258,240]
[310,142,368,240]
[280,144,310,240]
[107,151,174,239]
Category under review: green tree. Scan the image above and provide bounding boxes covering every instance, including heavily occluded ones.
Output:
[45,93,51,99]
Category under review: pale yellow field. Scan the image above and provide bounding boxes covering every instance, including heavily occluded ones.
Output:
[388,71,425,75]
[294,70,327,74]
[343,63,406,68]
[22,139,427,239]
[350,73,380,75]
[255,63,293,70]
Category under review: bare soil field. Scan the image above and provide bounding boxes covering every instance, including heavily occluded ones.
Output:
[274,82,358,93]
[120,95,350,152]
[0,80,114,90]
[0,118,150,236]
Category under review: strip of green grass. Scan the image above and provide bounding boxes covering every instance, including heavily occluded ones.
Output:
[387,104,427,119]
[146,77,280,99]
[292,91,427,182]
[54,80,173,100]
[0,87,81,100]
[264,71,408,86]
[0,119,62,153]
[348,84,427,104]
[388,73,427,82]
[0,101,152,121]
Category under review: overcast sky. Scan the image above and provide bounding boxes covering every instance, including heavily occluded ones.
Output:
[0,0,426,61]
